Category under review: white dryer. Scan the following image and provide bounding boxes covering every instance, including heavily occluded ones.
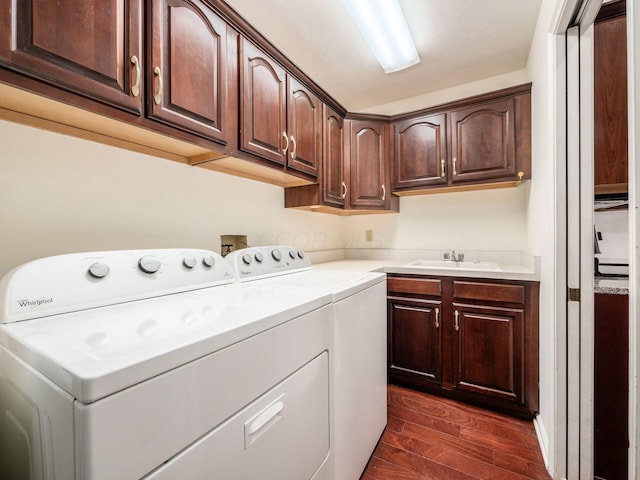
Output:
[225,246,387,480]
[0,249,333,480]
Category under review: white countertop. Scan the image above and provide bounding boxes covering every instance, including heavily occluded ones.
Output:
[311,249,540,282]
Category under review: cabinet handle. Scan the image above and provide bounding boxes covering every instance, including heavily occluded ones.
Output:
[131,55,141,97]
[381,184,386,201]
[454,310,460,331]
[341,181,347,199]
[434,307,440,328]
[282,132,289,155]
[153,66,162,105]
[290,136,297,159]
[453,157,458,176]
[441,159,446,177]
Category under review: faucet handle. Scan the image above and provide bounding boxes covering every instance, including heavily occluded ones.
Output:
[443,252,450,260]
[458,253,464,262]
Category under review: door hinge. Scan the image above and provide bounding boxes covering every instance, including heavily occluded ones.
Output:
[568,287,581,302]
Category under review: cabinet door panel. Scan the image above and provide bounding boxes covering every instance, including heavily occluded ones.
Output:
[150,0,228,143]
[350,121,388,208]
[388,299,442,383]
[239,38,287,165]
[287,77,321,177]
[394,114,447,189]
[0,0,142,112]
[450,99,516,183]
[453,303,524,403]
[322,106,346,207]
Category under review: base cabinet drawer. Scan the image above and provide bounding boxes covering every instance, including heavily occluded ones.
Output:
[387,275,538,418]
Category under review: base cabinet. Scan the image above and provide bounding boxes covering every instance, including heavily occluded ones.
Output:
[387,275,539,418]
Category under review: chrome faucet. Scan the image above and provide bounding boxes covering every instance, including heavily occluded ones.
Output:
[444,250,464,262]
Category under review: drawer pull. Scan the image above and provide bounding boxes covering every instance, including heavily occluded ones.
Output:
[153,66,163,105]
[434,307,440,328]
[290,135,297,159]
[454,310,460,331]
[341,181,347,199]
[282,132,289,155]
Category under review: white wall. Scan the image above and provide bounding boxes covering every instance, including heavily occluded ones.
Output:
[525,0,563,475]
[0,120,345,278]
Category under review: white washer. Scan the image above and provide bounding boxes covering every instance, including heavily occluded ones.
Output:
[0,249,333,480]
[226,246,387,480]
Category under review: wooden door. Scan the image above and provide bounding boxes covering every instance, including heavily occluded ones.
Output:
[0,0,143,113]
[149,0,228,144]
[449,99,516,184]
[452,303,524,403]
[394,114,447,189]
[349,120,389,209]
[322,105,346,208]
[239,37,287,165]
[594,7,628,192]
[286,77,321,177]
[388,299,442,385]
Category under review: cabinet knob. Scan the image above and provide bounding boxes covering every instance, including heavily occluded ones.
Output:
[290,136,297,159]
[434,307,440,328]
[282,132,289,155]
[153,66,163,105]
[454,310,460,331]
[341,181,347,199]
[131,55,141,97]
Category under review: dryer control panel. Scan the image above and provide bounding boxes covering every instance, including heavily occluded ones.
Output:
[0,249,234,323]
[225,246,312,282]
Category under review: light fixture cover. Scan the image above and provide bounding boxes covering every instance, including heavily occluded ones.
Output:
[342,0,420,73]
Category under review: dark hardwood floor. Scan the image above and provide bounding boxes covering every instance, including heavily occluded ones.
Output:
[360,385,551,480]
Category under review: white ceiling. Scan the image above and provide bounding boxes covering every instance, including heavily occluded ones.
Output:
[226,0,543,113]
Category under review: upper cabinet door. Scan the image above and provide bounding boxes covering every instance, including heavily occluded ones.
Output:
[239,38,287,166]
[449,99,516,184]
[349,120,389,209]
[322,105,346,208]
[149,0,228,144]
[394,114,447,189]
[287,76,321,177]
[0,0,143,113]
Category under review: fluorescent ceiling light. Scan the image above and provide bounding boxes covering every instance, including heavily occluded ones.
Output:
[342,0,420,73]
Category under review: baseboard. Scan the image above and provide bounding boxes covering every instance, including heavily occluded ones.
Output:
[533,415,551,473]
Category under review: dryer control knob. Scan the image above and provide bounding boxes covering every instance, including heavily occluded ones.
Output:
[289,250,296,260]
[297,250,305,259]
[254,252,264,263]
[242,253,252,265]
[88,262,110,279]
[183,256,197,269]
[202,255,216,268]
[271,249,282,261]
[139,256,161,274]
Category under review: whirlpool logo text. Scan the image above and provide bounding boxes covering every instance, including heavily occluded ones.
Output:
[17,297,53,309]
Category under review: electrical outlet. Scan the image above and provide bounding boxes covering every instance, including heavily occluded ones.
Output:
[365,230,373,242]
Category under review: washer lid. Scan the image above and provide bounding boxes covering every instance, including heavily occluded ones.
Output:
[0,284,331,403]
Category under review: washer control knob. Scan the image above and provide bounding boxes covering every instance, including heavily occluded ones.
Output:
[271,249,282,261]
[297,250,305,259]
[242,253,252,265]
[202,255,216,268]
[139,256,161,274]
[183,256,197,269]
[254,252,264,263]
[289,250,296,260]
[88,262,110,279]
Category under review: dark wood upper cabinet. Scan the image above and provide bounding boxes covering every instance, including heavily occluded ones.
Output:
[322,105,346,208]
[594,2,627,194]
[348,120,391,209]
[394,113,447,189]
[149,0,229,145]
[239,37,321,177]
[287,76,321,177]
[449,98,517,183]
[0,0,143,113]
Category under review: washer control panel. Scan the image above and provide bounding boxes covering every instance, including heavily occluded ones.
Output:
[225,246,312,282]
[0,249,234,323]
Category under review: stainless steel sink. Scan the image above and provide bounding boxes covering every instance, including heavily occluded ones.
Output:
[405,259,502,271]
